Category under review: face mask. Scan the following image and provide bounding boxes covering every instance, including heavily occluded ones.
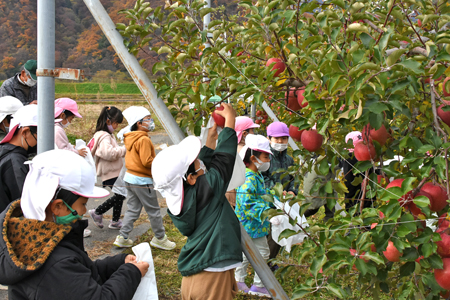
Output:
[4,126,9,133]
[271,142,288,152]
[254,156,270,172]
[23,77,37,87]
[55,201,82,225]
[195,159,207,173]
[107,124,115,133]
[22,130,38,155]
[61,120,71,128]
[142,119,155,131]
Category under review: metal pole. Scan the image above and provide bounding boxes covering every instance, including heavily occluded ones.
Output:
[83,0,184,144]
[37,0,55,153]
[83,0,289,298]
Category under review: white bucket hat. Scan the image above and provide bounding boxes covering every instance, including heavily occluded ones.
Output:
[239,134,273,159]
[0,96,23,123]
[21,149,110,221]
[152,136,201,216]
[0,104,61,144]
[120,106,152,137]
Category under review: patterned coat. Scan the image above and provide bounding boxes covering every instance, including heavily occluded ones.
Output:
[235,168,273,238]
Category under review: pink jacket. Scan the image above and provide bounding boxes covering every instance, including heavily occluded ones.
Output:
[54,123,78,154]
[91,131,126,181]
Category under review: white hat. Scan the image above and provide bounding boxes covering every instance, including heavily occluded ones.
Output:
[123,106,151,126]
[152,136,201,216]
[21,149,110,221]
[0,96,23,123]
[0,104,61,144]
[239,134,273,159]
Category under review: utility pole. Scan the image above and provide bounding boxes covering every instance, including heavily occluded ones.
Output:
[36,0,56,153]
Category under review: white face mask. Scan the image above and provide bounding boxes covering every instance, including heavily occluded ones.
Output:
[271,142,288,152]
[23,77,37,87]
[61,120,71,128]
[254,156,270,172]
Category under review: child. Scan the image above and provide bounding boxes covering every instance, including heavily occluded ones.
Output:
[89,106,126,230]
[0,96,23,141]
[114,106,175,250]
[262,121,297,262]
[0,149,148,299]
[235,116,260,153]
[235,134,273,297]
[152,103,241,300]
[54,98,87,157]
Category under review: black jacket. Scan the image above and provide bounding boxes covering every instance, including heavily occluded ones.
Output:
[0,74,37,105]
[0,200,142,300]
[0,143,29,212]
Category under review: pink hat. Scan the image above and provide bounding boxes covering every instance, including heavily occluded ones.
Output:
[267,122,289,137]
[345,131,363,153]
[235,116,260,143]
[54,98,82,119]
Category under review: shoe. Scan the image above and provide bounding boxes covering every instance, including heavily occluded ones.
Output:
[268,262,279,272]
[150,234,176,250]
[249,285,271,297]
[89,209,103,229]
[83,229,91,238]
[108,219,123,230]
[114,235,133,248]
[237,282,250,293]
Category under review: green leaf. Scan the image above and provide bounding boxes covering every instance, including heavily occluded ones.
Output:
[398,60,423,75]
[400,261,415,277]
[278,229,299,241]
[319,158,329,176]
[326,283,344,299]
[311,255,327,277]
[362,252,385,265]
[386,49,407,67]
[416,144,435,154]
[199,7,215,19]
[413,195,430,208]
[368,102,389,114]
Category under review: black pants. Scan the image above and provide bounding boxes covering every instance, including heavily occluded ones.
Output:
[95,177,126,221]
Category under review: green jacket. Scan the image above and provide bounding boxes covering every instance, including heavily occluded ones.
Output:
[262,147,298,194]
[168,128,242,276]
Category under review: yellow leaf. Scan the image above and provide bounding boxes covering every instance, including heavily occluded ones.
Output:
[265,46,272,55]
[276,79,287,86]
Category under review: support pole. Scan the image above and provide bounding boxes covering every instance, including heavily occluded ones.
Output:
[37,0,56,153]
[83,0,289,298]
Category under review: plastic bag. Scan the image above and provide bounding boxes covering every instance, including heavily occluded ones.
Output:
[270,199,309,253]
[111,164,127,197]
[132,243,159,300]
[75,139,95,170]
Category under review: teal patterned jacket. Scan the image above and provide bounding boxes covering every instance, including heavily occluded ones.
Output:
[235,168,273,238]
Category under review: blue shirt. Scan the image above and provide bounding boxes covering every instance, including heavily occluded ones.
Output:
[124,172,153,185]
[235,168,273,238]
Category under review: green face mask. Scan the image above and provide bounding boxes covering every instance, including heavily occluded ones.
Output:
[55,201,82,225]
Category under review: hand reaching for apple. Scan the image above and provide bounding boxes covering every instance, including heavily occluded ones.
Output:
[214,103,236,129]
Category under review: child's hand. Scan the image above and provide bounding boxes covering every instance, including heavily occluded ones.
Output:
[78,148,88,157]
[214,103,236,129]
[125,255,137,264]
[130,261,150,277]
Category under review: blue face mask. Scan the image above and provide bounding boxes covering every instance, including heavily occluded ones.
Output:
[55,201,82,224]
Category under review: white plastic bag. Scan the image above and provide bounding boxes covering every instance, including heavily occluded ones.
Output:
[270,199,309,253]
[75,139,95,169]
[111,164,127,197]
[132,243,158,300]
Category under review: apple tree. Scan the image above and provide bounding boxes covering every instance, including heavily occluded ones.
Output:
[117,0,450,298]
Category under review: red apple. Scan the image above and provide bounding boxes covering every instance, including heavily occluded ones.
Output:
[436,230,450,258]
[444,77,450,97]
[289,125,304,142]
[285,89,301,111]
[416,256,424,263]
[418,19,422,27]
[261,119,267,124]
[379,211,385,219]
[425,76,443,84]
[386,179,413,206]
[363,124,389,146]
[255,119,261,124]
[438,105,450,127]
[256,110,262,116]
[354,141,376,161]
[438,213,450,230]
[383,240,401,262]
[301,130,323,152]
[211,106,225,127]
[266,58,286,77]
[421,182,448,212]
[237,51,244,57]
[370,244,376,252]
[435,258,450,290]
[241,59,246,63]
[441,291,450,299]
[297,88,308,108]
[371,223,378,229]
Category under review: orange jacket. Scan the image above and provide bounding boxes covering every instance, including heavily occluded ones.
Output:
[123,131,155,178]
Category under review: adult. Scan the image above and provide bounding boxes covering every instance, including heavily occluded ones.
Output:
[0,96,23,141]
[0,60,38,105]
